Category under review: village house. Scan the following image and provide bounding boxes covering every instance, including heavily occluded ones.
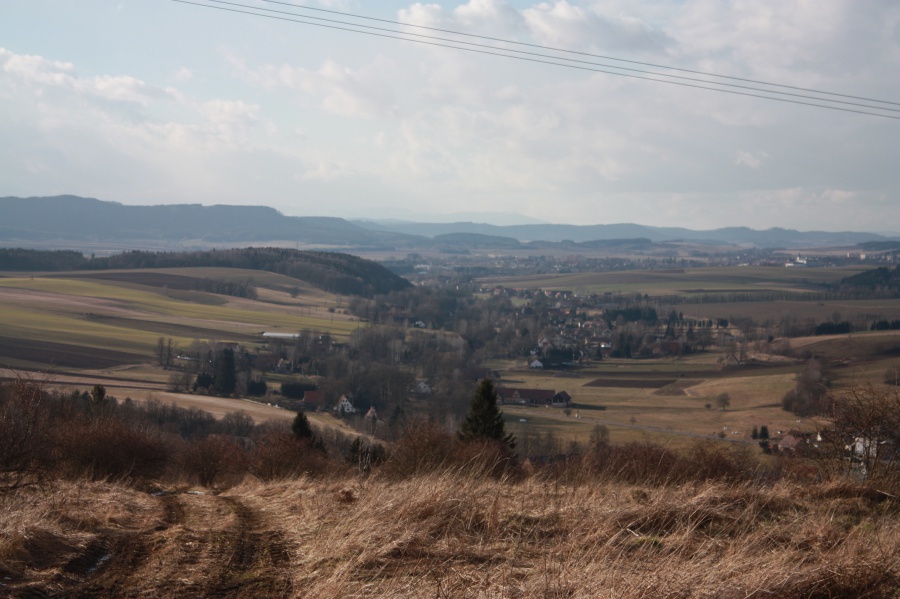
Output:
[336,394,357,414]
[301,390,323,412]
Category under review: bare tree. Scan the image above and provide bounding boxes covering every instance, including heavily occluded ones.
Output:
[716,392,731,411]
[827,384,900,481]
[0,377,49,492]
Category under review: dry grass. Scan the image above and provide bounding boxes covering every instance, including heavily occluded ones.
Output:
[234,471,900,598]
[6,468,897,598]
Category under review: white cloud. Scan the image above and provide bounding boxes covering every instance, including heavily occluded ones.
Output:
[229,54,399,119]
[735,150,769,169]
[398,3,446,28]
[522,1,672,55]
[1,48,174,107]
[453,0,523,34]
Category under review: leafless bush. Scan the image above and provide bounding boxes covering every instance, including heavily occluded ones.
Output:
[382,417,456,478]
[0,378,51,492]
[451,440,521,480]
[53,417,171,482]
[248,429,330,481]
[826,383,900,485]
[180,435,247,488]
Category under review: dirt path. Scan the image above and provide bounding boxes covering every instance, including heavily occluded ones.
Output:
[18,491,296,598]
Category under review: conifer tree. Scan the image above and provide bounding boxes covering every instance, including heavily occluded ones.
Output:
[292,410,326,454]
[459,379,515,449]
[292,410,314,440]
[214,348,236,395]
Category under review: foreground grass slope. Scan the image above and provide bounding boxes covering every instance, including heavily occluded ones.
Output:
[3,471,898,598]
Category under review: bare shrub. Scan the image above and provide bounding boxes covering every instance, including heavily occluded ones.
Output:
[180,435,247,488]
[783,359,832,417]
[217,410,255,437]
[451,440,521,481]
[684,441,748,482]
[53,417,171,482]
[0,379,50,492]
[824,383,900,485]
[884,365,900,387]
[248,430,330,481]
[382,417,456,478]
[600,442,684,485]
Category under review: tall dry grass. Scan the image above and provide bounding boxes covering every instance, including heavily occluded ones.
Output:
[229,463,900,598]
[2,462,898,597]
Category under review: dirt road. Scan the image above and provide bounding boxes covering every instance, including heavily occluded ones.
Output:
[11,491,295,598]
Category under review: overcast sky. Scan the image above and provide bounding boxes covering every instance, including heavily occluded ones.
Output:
[2,1,899,232]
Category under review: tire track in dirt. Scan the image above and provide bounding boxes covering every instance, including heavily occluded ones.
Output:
[202,496,294,598]
[48,492,186,599]
[24,490,293,598]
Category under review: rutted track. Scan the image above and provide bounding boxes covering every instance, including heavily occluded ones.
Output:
[203,496,294,598]
[28,491,294,599]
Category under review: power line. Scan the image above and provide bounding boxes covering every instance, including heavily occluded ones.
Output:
[201,0,899,115]
[170,0,900,120]
[255,0,900,108]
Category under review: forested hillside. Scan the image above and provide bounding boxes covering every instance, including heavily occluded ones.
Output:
[0,247,411,297]
[840,266,900,293]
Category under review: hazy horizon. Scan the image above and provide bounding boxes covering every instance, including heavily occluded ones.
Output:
[2,2,899,233]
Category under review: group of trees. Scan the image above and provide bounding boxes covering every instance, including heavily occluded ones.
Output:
[0,375,516,493]
[782,359,831,417]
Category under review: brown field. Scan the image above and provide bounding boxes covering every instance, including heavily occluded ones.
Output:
[0,336,145,370]
[586,377,676,388]
[677,298,900,323]
[479,266,869,295]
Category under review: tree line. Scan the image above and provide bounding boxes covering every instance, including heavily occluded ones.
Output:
[0,247,411,297]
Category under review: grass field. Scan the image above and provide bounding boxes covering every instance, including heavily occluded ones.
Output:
[479,265,869,296]
[495,362,803,446]
[0,272,363,371]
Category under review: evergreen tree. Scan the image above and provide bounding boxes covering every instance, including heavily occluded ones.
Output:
[292,410,326,454]
[751,425,759,440]
[292,410,314,440]
[459,379,515,449]
[760,425,770,440]
[214,348,237,395]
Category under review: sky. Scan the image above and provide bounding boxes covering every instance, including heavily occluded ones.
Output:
[1,1,899,233]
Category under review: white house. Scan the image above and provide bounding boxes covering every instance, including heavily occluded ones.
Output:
[336,394,357,414]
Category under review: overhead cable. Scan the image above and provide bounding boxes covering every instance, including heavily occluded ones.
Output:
[170,0,900,120]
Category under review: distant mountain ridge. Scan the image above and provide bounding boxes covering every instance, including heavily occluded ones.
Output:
[0,195,893,249]
[0,195,406,246]
[352,220,891,247]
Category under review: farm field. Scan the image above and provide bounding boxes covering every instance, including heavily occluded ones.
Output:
[479,265,868,296]
[2,265,900,449]
[491,326,900,448]
[676,298,900,324]
[495,359,804,446]
[0,269,362,372]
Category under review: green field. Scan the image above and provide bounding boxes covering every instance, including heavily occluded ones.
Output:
[479,266,869,296]
[0,270,362,370]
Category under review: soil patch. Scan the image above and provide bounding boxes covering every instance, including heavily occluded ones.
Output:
[0,337,143,369]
